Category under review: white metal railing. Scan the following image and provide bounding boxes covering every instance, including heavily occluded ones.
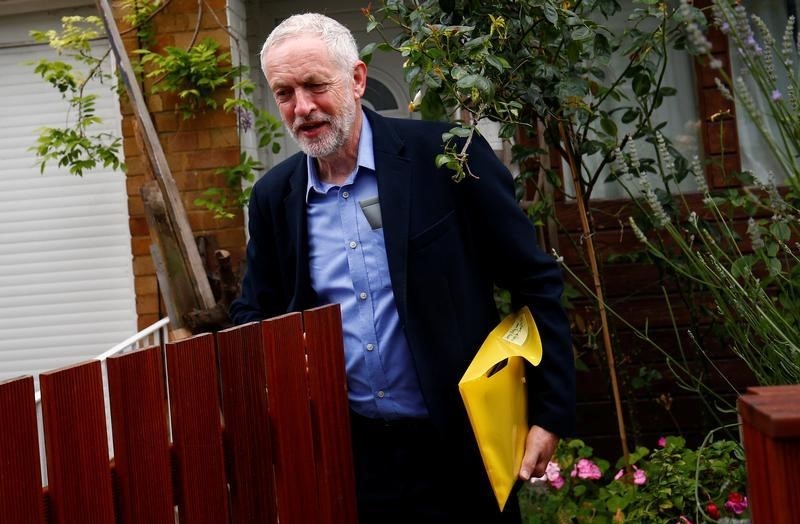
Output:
[32,317,171,484]
[33,317,171,404]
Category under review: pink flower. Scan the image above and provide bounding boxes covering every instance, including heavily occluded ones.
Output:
[725,492,748,515]
[633,467,647,485]
[571,458,602,480]
[544,461,565,489]
[545,461,560,481]
[551,475,565,490]
[613,465,647,485]
[658,436,667,447]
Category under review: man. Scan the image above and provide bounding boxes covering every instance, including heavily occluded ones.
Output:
[230,13,575,523]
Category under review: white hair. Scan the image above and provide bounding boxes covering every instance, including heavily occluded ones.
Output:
[260,13,359,76]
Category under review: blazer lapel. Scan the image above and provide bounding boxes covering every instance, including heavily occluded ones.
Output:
[366,109,412,323]
[284,158,317,311]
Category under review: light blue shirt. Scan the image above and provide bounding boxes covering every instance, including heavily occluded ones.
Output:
[306,116,428,420]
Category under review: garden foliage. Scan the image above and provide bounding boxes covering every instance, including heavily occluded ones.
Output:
[29,1,282,219]
[520,436,748,523]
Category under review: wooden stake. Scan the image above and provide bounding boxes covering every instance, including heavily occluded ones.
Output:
[95,0,216,312]
[560,123,631,468]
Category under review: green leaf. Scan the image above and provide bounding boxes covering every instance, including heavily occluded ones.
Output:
[448,126,472,138]
[770,221,791,241]
[581,140,602,155]
[435,153,453,168]
[571,26,592,41]
[543,4,559,26]
[404,66,421,84]
[485,55,507,72]
[456,74,492,95]
[359,42,377,63]
[766,241,779,258]
[600,115,618,137]
[622,109,639,124]
[632,74,651,96]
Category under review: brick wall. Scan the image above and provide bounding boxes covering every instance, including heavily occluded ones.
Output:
[113,0,246,329]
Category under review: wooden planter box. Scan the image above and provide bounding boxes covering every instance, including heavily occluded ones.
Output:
[738,385,800,524]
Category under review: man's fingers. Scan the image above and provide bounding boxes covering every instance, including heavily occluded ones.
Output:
[518,425,560,481]
[518,448,548,480]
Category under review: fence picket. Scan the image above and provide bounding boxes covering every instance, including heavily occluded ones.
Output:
[107,346,174,523]
[217,323,278,523]
[40,361,115,524]
[0,308,356,524]
[261,313,321,524]
[166,334,230,524]
[303,304,358,524]
[0,376,44,524]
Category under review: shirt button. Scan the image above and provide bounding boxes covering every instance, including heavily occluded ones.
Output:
[377,390,385,398]
[342,191,350,198]
[359,292,368,300]
[349,240,357,249]
[366,343,374,351]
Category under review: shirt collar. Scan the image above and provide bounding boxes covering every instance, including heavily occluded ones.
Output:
[306,112,375,202]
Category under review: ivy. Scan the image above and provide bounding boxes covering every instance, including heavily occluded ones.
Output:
[194,152,262,220]
[137,38,242,119]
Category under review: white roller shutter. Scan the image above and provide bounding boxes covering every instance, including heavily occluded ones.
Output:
[0,9,137,385]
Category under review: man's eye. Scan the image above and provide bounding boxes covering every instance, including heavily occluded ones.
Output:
[308,83,327,93]
[274,90,290,101]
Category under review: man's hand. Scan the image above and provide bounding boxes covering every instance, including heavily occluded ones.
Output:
[518,425,559,481]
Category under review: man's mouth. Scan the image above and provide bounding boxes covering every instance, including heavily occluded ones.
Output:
[295,120,329,137]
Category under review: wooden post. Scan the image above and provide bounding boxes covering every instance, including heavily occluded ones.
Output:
[95,0,216,314]
[738,386,800,524]
[141,181,196,337]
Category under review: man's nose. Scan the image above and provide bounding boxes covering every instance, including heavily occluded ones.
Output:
[294,89,315,118]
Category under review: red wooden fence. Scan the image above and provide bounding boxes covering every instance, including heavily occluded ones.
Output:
[0,304,357,524]
[738,385,800,524]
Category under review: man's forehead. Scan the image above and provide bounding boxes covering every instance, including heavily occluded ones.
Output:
[266,35,328,62]
[265,36,334,73]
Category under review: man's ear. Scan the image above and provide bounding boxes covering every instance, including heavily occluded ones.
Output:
[352,61,367,99]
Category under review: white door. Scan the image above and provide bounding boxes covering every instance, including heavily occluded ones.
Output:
[0,4,137,386]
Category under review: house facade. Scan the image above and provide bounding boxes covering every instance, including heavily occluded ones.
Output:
[0,0,791,456]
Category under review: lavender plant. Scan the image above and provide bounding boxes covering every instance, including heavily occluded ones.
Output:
[704,0,800,190]
[622,0,800,385]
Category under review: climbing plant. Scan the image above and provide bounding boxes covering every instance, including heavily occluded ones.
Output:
[29,0,281,218]
[30,15,122,176]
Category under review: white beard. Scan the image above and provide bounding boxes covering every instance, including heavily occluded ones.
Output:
[289,97,356,158]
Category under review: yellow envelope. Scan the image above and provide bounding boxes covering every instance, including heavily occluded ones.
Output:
[458,306,543,510]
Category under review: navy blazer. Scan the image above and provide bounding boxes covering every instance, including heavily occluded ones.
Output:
[230,108,576,439]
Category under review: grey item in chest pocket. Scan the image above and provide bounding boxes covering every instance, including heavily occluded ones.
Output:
[359,196,382,230]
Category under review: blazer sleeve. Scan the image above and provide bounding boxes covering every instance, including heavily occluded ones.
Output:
[458,134,576,438]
